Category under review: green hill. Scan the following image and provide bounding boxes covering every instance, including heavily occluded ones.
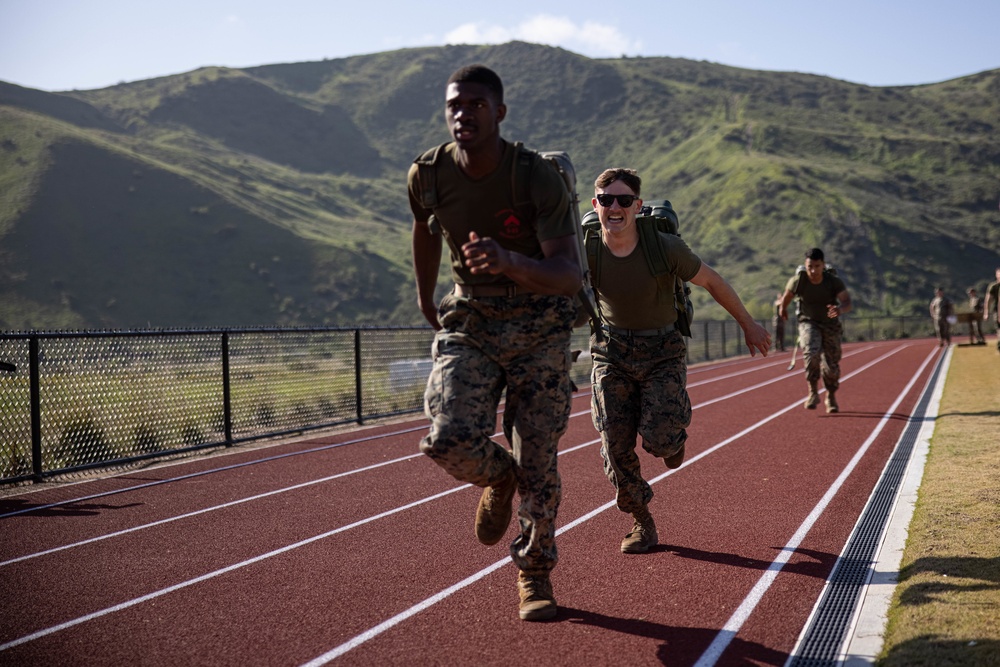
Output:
[1,42,997,329]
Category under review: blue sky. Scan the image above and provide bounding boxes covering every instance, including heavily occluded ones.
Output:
[1,0,997,91]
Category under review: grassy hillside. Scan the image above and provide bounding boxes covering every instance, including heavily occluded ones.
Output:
[1,43,997,329]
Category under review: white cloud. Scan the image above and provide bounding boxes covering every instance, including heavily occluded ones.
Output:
[443,15,642,58]
[445,22,514,46]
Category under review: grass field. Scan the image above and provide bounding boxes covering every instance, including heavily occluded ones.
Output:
[880,340,1000,666]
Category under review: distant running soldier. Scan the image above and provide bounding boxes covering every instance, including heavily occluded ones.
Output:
[779,248,852,413]
[967,288,986,345]
[985,267,1000,353]
[772,292,786,352]
[929,287,953,347]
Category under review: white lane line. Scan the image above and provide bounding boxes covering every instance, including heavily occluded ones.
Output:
[0,437,598,652]
[298,344,915,666]
[0,482,471,652]
[691,346,939,667]
[0,425,430,520]
[0,453,425,567]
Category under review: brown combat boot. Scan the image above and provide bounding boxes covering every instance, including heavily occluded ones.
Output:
[474,470,516,545]
[825,391,839,414]
[663,442,685,469]
[804,383,820,410]
[620,505,658,554]
[518,571,557,621]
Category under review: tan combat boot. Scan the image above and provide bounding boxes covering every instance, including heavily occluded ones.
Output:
[663,442,686,469]
[804,383,820,410]
[825,391,839,414]
[474,469,516,545]
[518,571,557,621]
[620,505,658,554]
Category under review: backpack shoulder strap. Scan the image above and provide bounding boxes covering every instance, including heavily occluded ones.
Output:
[636,218,669,277]
[511,141,535,217]
[584,227,603,288]
[413,143,448,209]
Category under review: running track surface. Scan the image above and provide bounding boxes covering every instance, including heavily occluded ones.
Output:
[0,338,946,666]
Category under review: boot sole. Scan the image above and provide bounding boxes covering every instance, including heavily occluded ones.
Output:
[621,534,658,554]
[519,604,557,621]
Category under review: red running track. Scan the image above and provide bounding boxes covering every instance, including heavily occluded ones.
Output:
[0,338,945,666]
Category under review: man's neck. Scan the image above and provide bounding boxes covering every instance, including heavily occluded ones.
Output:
[604,227,640,258]
[455,137,505,180]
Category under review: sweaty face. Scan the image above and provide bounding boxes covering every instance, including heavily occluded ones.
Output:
[805,258,825,283]
[444,82,505,150]
[592,182,641,238]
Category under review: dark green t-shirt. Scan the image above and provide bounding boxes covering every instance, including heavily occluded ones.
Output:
[407,141,574,286]
[786,271,847,323]
[594,232,701,329]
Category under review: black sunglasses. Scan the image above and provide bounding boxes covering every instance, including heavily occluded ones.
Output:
[596,193,638,208]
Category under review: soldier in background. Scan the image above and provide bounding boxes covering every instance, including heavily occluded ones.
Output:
[772,292,786,352]
[967,288,986,345]
[984,268,1000,354]
[929,287,953,347]
[779,248,852,413]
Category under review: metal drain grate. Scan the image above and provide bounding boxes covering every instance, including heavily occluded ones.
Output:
[787,353,945,666]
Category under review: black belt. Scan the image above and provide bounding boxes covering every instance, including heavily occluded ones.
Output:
[454,284,533,298]
[601,323,675,337]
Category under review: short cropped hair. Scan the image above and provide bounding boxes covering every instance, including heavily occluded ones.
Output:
[805,248,825,261]
[594,168,642,196]
[447,64,504,104]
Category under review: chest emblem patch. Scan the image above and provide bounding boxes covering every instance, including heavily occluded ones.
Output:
[498,209,523,239]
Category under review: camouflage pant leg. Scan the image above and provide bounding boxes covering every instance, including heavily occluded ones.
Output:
[799,320,843,392]
[590,330,690,514]
[421,292,575,574]
[933,318,951,344]
[501,325,573,574]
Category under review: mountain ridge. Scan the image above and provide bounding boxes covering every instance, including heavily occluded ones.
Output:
[1,42,997,330]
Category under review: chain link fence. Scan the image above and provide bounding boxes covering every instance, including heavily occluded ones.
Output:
[0,317,932,485]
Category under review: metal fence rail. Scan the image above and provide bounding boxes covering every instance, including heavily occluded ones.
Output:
[0,317,932,485]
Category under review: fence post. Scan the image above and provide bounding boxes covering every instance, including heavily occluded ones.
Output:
[28,336,43,481]
[354,329,363,424]
[704,320,710,361]
[221,332,233,446]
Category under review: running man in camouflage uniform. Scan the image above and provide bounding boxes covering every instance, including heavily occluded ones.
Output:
[985,268,1000,353]
[779,248,852,413]
[408,65,580,621]
[928,287,953,347]
[588,168,770,554]
[967,288,985,345]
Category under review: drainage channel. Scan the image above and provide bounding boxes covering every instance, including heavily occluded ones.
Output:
[786,352,946,667]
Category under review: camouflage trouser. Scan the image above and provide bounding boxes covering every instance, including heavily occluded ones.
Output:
[933,317,951,344]
[420,291,576,574]
[590,329,689,514]
[798,319,843,392]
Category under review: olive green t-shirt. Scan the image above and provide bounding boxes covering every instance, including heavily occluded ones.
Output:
[407,141,574,286]
[595,232,701,329]
[786,272,847,323]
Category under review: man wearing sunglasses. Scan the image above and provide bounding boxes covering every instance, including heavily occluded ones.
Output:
[408,65,583,621]
[588,168,770,554]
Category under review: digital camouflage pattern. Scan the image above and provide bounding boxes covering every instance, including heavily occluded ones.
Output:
[420,291,576,574]
[798,320,843,391]
[589,329,689,514]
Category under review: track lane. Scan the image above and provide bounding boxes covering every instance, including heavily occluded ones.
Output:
[0,339,943,666]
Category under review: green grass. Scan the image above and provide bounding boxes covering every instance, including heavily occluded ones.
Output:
[879,341,1000,665]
